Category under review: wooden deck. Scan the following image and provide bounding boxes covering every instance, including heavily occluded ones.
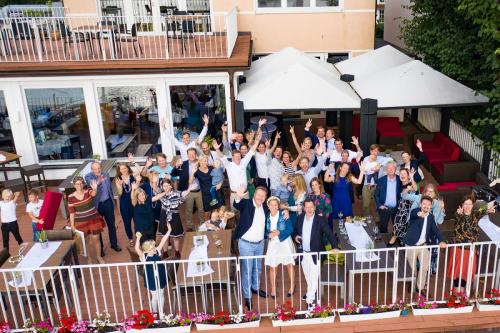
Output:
[0,33,251,76]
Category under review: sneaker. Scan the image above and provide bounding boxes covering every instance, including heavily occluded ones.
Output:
[209,199,218,206]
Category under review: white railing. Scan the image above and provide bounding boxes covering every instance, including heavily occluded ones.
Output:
[449,119,484,168]
[225,6,237,58]
[1,241,498,329]
[0,11,234,63]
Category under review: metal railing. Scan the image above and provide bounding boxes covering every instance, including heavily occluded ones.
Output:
[449,119,485,168]
[0,9,237,63]
[1,241,498,329]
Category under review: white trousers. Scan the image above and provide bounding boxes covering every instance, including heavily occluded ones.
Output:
[302,253,319,304]
[150,288,164,314]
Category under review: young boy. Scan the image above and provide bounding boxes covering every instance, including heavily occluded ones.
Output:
[0,189,23,249]
[272,174,292,203]
[209,160,224,206]
[26,189,44,241]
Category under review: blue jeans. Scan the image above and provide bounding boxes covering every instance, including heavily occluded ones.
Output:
[210,186,217,201]
[238,239,264,299]
[32,222,38,241]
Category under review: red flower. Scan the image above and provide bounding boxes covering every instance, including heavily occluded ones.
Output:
[58,311,76,333]
[131,310,155,329]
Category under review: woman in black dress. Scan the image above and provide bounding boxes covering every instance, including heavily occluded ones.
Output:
[191,155,223,220]
[389,168,417,246]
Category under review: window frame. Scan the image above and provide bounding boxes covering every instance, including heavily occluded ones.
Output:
[255,0,344,14]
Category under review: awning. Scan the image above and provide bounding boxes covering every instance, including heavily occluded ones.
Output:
[237,47,361,110]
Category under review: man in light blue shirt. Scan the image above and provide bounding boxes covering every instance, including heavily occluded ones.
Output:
[374,162,402,234]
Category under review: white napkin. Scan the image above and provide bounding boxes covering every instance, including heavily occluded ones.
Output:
[8,241,62,288]
[186,235,213,277]
[0,154,5,161]
[479,216,500,242]
[345,222,380,262]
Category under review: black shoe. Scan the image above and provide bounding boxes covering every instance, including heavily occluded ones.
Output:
[302,294,307,301]
[111,245,122,252]
[287,289,295,297]
[100,249,105,257]
[244,298,251,310]
[258,289,268,298]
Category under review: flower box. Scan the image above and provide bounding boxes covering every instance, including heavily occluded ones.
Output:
[196,320,260,330]
[476,300,500,312]
[412,302,474,316]
[271,315,335,327]
[127,326,190,333]
[337,309,400,322]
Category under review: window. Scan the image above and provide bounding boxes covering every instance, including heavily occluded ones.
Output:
[378,9,384,23]
[169,85,226,145]
[98,86,160,158]
[25,88,93,161]
[257,0,339,9]
[257,0,281,7]
[0,91,15,153]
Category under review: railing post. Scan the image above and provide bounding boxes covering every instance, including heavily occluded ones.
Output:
[69,267,82,320]
[235,259,243,314]
[392,248,398,304]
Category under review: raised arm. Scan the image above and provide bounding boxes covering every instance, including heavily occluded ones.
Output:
[289,126,302,155]
[350,165,365,184]
[268,131,281,155]
[134,232,143,257]
[196,114,209,145]
[160,117,183,148]
[157,224,172,251]
[12,191,20,204]
[212,140,225,158]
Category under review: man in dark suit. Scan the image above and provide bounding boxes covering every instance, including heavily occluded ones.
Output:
[233,186,269,309]
[85,161,121,252]
[174,148,204,231]
[293,198,339,308]
[374,162,402,234]
[404,196,446,296]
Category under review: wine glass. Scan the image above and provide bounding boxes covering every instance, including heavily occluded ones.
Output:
[372,224,381,241]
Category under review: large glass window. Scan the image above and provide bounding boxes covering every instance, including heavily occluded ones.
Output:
[25,88,93,161]
[98,86,160,158]
[0,91,15,153]
[169,85,226,142]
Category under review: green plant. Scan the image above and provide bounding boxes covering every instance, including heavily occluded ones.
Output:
[37,230,47,243]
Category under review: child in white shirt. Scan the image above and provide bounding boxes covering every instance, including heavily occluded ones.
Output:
[0,189,23,250]
[26,189,44,241]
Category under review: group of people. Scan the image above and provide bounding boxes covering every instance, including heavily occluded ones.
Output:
[0,116,496,313]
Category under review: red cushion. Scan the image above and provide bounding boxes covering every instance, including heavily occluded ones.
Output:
[433,132,447,146]
[36,191,63,231]
[437,182,477,192]
[441,139,460,161]
[431,161,444,174]
[377,117,400,128]
[421,142,442,152]
[377,129,405,137]
[421,132,447,151]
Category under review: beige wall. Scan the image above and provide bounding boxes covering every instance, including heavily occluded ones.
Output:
[383,0,411,49]
[215,0,375,55]
[63,0,98,15]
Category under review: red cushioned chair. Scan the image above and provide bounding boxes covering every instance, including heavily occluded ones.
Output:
[36,191,63,231]
[377,117,405,145]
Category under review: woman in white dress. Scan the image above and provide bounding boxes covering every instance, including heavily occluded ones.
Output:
[265,196,296,299]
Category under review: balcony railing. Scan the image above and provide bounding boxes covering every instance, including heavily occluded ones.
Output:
[0,241,498,329]
[0,9,237,63]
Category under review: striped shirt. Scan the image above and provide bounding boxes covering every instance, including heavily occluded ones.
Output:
[283,164,296,177]
[68,189,101,222]
[159,190,186,222]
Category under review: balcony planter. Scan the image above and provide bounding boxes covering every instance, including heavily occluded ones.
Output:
[476,300,500,312]
[271,315,335,327]
[338,309,400,322]
[196,321,259,330]
[412,302,474,316]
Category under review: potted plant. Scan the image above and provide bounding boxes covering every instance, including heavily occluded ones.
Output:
[90,311,123,333]
[395,299,411,317]
[123,310,191,333]
[271,302,335,327]
[338,302,401,322]
[23,319,54,333]
[412,292,474,316]
[476,289,500,311]
[194,310,260,330]
[37,230,48,249]
[0,321,10,333]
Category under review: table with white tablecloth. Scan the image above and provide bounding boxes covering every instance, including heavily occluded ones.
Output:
[36,135,72,156]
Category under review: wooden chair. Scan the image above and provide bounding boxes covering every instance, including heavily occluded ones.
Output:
[21,163,47,192]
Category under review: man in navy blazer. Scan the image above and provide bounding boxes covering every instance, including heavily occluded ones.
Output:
[233,185,270,309]
[85,161,121,252]
[293,198,339,308]
[404,196,446,296]
[374,162,402,234]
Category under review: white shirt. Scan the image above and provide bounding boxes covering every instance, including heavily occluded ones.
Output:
[26,199,44,223]
[269,213,280,241]
[269,158,284,190]
[188,161,200,191]
[255,151,271,179]
[242,201,265,242]
[329,149,360,163]
[0,200,17,223]
[169,126,208,161]
[363,155,393,185]
[222,150,255,191]
[417,214,428,245]
[302,214,315,252]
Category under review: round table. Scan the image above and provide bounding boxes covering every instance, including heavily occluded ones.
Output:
[250,115,277,125]
[250,123,277,141]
